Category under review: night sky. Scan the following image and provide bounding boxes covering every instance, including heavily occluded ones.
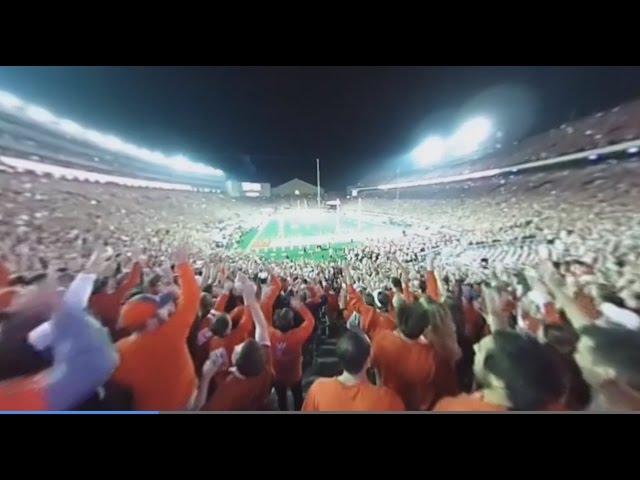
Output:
[1,66,640,190]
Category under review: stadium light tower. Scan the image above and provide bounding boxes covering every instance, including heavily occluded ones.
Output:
[316,158,321,207]
[448,117,492,156]
[411,136,445,166]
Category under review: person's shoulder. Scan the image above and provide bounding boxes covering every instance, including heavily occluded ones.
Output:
[310,377,338,391]
[433,393,505,412]
[374,384,405,410]
[372,328,395,344]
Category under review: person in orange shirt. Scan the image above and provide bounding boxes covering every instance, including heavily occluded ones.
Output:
[433,329,565,411]
[371,301,440,410]
[344,262,395,338]
[197,273,274,411]
[420,300,461,406]
[271,298,315,410]
[303,330,404,411]
[261,272,282,326]
[110,245,200,411]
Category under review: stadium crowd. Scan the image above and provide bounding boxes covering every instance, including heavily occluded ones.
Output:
[2,107,640,411]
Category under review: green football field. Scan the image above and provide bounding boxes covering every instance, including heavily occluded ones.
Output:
[236,209,403,261]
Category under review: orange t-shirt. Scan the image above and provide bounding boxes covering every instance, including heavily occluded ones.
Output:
[433,392,507,411]
[302,378,405,411]
[202,345,274,411]
[430,349,460,408]
[111,263,199,411]
[270,304,315,386]
[433,392,566,411]
[348,285,395,339]
[372,330,438,411]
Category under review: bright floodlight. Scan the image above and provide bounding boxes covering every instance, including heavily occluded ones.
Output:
[411,136,445,166]
[448,117,492,155]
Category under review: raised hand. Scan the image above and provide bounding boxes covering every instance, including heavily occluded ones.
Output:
[84,244,109,275]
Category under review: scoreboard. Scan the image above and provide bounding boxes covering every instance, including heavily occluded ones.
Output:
[226,180,271,198]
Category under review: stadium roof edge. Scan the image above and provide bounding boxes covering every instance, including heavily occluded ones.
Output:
[353,138,640,194]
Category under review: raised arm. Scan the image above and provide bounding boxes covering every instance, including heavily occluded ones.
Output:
[288,298,316,345]
[165,245,201,337]
[44,248,119,410]
[260,270,282,326]
[539,261,593,331]
[239,274,270,346]
[113,261,142,300]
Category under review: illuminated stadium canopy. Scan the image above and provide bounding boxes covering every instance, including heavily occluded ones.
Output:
[0,90,224,177]
[411,116,493,166]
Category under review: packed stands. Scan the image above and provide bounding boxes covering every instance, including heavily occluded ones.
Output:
[2,98,640,412]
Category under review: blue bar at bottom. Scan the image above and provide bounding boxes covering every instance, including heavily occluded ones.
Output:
[0,411,159,414]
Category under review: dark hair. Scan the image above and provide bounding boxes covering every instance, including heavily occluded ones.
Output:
[273,308,294,333]
[92,276,109,295]
[200,293,213,317]
[201,283,214,295]
[597,284,627,309]
[543,323,579,354]
[211,314,231,337]
[579,324,640,389]
[376,291,390,312]
[363,292,375,307]
[235,339,266,377]
[147,273,162,289]
[25,272,48,286]
[484,330,565,411]
[336,331,371,375]
[396,302,429,340]
[391,277,402,290]
[8,274,28,287]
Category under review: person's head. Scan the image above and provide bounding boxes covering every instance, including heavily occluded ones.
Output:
[543,323,579,355]
[336,330,371,376]
[396,302,429,340]
[146,274,163,295]
[419,278,428,295]
[423,301,456,342]
[373,289,390,312]
[7,274,28,287]
[363,291,375,307]
[118,292,178,331]
[391,277,402,291]
[597,283,626,308]
[298,289,309,303]
[576,325,640,392]
[474,330,565,410]
[200,293,213,318]
[232,338,266,377]
[273,307,295,333]
[210,313,232,337]
[92,276,110,295]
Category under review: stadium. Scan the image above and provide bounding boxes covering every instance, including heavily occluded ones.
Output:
[1,66,640,413]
